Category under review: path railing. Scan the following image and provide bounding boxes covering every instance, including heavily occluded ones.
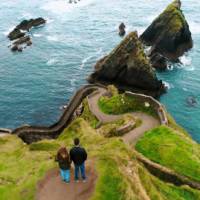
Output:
[11,84,98,143]
[125,91,168,125]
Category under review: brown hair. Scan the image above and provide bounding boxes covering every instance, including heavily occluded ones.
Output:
[57,147,70,161]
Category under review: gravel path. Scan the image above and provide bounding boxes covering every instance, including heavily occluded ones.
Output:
[87,88,160,144]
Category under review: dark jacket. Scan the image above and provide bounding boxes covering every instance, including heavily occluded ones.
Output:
[55,155,71,170]
[70,146,87,166]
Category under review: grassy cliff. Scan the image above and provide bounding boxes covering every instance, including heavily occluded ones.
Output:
[1,94,200,200]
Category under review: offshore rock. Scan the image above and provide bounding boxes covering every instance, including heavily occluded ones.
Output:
[119,23,126,37]
[88,31,165,97]
[140,0,193,69]
[8,18,45,52]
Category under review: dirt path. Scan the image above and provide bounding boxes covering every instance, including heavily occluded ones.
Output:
[36,87,159,200]
[87,88,160,144]
[36,161,97,200]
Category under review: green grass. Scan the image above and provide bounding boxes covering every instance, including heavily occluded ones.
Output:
[98,93,157,118]
[81,99,99,128]
[0,135,55,200]
[138,164,200,200]
[29,140,60,151]
[99,114,141,137]
[1,112,200,199]
[136,125,200,182]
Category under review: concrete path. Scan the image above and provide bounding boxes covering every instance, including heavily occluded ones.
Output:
[87,88,160,144]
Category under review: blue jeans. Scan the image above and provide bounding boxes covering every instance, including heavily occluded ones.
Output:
[60,169,70,182]
[75,163,86,180]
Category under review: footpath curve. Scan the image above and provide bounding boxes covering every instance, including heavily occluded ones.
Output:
[87,88,160,144]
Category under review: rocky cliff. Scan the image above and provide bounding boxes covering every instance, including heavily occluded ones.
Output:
[88,31,165,97]
[140,0,193,70]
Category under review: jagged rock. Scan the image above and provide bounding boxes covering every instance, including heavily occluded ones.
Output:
[8,18,45,52]
[140,0,193,65]
[11,36,32,52]
[119,23,126,37]
[150,53,168,71]
[8,28,25,41]
[13,36,31,46]
[16,18,46,31]
[88,31,165,97]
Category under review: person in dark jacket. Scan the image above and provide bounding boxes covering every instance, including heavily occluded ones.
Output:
[55,146,71,183]
[70,138,87,182]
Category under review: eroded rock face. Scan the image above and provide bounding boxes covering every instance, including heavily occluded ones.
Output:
[140,0,193,69]
[88,31,165,97]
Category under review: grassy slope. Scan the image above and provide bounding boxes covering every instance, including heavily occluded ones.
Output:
[136,125,200,182]
[138,164,200,200]
[0,118,138,200]
[0,135,55,200]
[98,93,157,118]
[1,101,200,200]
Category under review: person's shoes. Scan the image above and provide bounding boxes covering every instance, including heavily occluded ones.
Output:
[64,180,70,184]
[82,179,86,183]
[75,180,79,183]
[65,181,70,184]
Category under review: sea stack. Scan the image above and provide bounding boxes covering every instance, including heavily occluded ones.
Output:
[140,0,193,70]
[88,31,165,97]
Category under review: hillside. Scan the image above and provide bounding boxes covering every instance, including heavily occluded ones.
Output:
[1,86,200,200]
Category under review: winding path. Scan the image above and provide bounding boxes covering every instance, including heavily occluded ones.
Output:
[87,88,160,144]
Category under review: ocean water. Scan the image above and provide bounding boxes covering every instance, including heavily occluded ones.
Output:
[0,0,200,141]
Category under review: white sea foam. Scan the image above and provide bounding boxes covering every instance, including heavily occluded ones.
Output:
[47,58,58,66]
[46,35,59,42]
[46,18,54,24]
[167,65,174,71]
[163,81,173,90]
[33,34,42,38]
[180,55,192,66]
[42,0,95,14]
[2,26,15,36]
[80,55,93,69]
[70,78,76,87]
[179,55,194,71]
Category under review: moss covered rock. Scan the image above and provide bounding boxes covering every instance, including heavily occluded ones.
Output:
[88,31,165,97]
[140,0,193,68]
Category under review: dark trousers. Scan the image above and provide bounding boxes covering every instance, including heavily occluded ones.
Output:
[74,163,86,180]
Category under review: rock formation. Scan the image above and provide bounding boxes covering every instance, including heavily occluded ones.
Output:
[8,18,46,52]
[119,23,126,37]
[88,31,165,97]
[140,0,193,70]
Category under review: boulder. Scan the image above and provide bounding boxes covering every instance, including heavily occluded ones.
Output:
[13,36,31,46]
[16,17,46,31]
[8,28,25,41]
[150,53,168,71]
[88,31,165,97]
[140,0,193,65]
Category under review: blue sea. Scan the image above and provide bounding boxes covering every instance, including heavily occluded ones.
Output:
[0,0,199,141]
